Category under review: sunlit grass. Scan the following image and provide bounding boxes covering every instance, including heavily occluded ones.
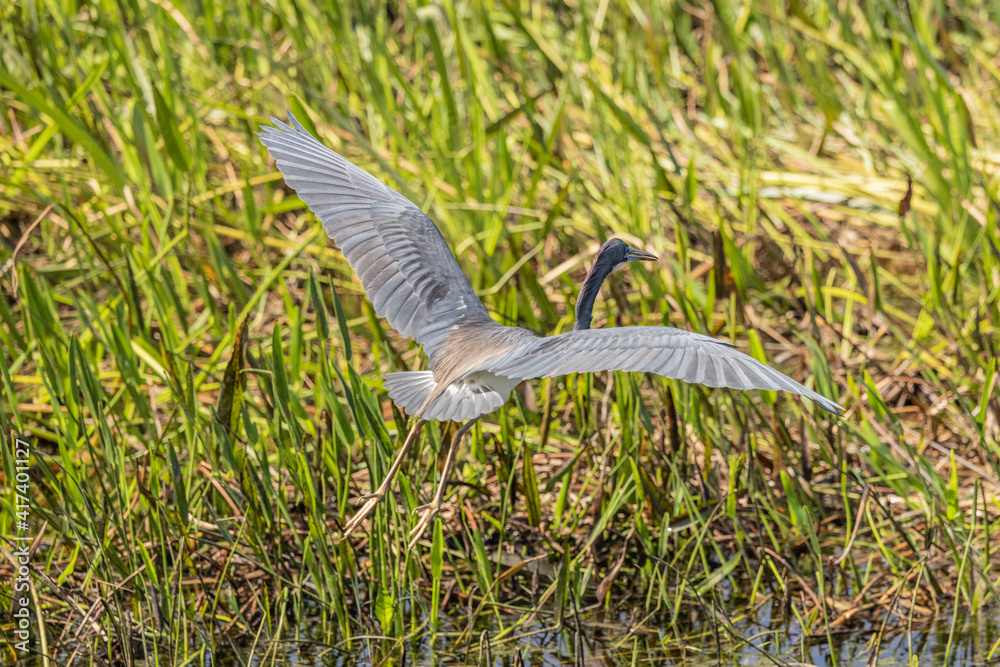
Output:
[1,0,999,664]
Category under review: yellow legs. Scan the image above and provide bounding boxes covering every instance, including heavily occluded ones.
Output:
[341,419,427,536]
[406,417,482,550]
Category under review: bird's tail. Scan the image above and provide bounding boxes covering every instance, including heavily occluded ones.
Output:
[383,371,439,417]
[383,371,511,422]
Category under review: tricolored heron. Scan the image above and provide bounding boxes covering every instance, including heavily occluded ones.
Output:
[258,115,843,546]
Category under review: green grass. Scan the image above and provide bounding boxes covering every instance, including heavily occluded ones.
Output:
[1,0,999,664]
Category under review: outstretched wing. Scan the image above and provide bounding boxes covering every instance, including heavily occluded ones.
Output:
[258,114,490,358]
[474,327,843,414]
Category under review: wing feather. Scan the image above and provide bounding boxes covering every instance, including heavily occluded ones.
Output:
[659,345,690,378]
[372,274,406,309]
[259,114,491,358]
[474,327,843,414]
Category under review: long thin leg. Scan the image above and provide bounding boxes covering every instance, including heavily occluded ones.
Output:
[407,417,481,549]
[342,419,426,536]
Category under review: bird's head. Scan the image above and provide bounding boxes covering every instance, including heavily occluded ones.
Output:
[596,238,658,273]
[575,238,658,330]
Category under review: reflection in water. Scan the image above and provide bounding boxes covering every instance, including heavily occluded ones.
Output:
[208,599,994,667]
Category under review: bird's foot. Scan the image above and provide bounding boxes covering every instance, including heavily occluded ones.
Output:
[341,492,385,536]
[350,491,383,505]
[406,502,441,551]
[410,501,434,515]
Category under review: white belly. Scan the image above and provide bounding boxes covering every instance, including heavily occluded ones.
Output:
[462,371,522,400]
[419,371,523,422]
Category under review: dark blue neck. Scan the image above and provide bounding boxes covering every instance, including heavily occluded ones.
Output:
[574,260,616,330]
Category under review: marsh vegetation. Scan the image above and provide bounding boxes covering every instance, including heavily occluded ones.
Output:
[1,0,999,664]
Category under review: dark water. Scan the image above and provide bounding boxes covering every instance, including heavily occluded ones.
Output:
[203,601,996,667]
[13,585,995,665]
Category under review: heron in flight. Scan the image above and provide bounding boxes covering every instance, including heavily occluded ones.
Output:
[258,115,843,546]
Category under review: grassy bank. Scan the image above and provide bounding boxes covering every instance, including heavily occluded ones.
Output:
[1,0,999,663]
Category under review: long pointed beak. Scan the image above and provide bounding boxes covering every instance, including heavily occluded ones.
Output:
[627,248,658,262]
